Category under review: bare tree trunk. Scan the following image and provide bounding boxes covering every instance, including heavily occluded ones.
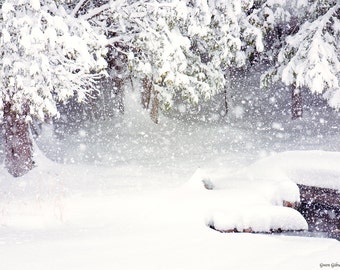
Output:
[3,102,34,177]
[141,77,152,109]
[291,84,303,119]
[150,89,159,124]
[224,88,229,115]
[114,77,125,114]
[141,76,159,124]
[223,69,231,116]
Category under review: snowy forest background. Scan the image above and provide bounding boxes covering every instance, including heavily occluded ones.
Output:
[0,0,339,177]
[0,1,339,269]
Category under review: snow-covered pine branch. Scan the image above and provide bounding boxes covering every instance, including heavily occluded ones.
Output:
[279,4,340,109]
[71,0,90,17]
[99,0,265,122]
[80,3,111,21]
[0,0,108,176]
[0,0,107,121]
[258,1,340,110]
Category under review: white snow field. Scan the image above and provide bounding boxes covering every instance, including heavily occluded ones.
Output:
[1,149,340,270]
[1,91,340,270]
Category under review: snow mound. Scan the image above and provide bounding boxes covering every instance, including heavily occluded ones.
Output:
[211,150,340,205]
[183,168,214,191]
[184,168,307,234]
[207,206,308,233]
[245,151,340,190]
[196,150,340,234]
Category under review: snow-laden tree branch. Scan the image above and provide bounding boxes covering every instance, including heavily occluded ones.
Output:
[98,0,265,121]
[258,1,340,110]
[80,3,111,20]
[279,5,340,109]
[0,0,108,176]
[0,0,107,121]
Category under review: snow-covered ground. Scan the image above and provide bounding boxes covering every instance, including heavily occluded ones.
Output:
[0,88,340,269]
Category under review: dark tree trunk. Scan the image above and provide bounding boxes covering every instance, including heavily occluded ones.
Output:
[3,102,34,177]
[291,84,303,119]
[224,88,229,115]
[223,69,231,116]
[141,77,152,110]
[141,77,159,124]
[150,89,159,124]
[114,77,125,114]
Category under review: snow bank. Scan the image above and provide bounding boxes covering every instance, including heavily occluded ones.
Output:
[245,150,340,190]
[191,150,340,233]
[211,150,340,200]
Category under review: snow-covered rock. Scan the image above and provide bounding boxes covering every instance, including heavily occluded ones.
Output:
[207,206,308,233]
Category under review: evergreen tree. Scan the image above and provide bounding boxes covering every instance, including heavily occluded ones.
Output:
[0,0,107,176]
[100,0,264,123]
[254,0,340,118]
